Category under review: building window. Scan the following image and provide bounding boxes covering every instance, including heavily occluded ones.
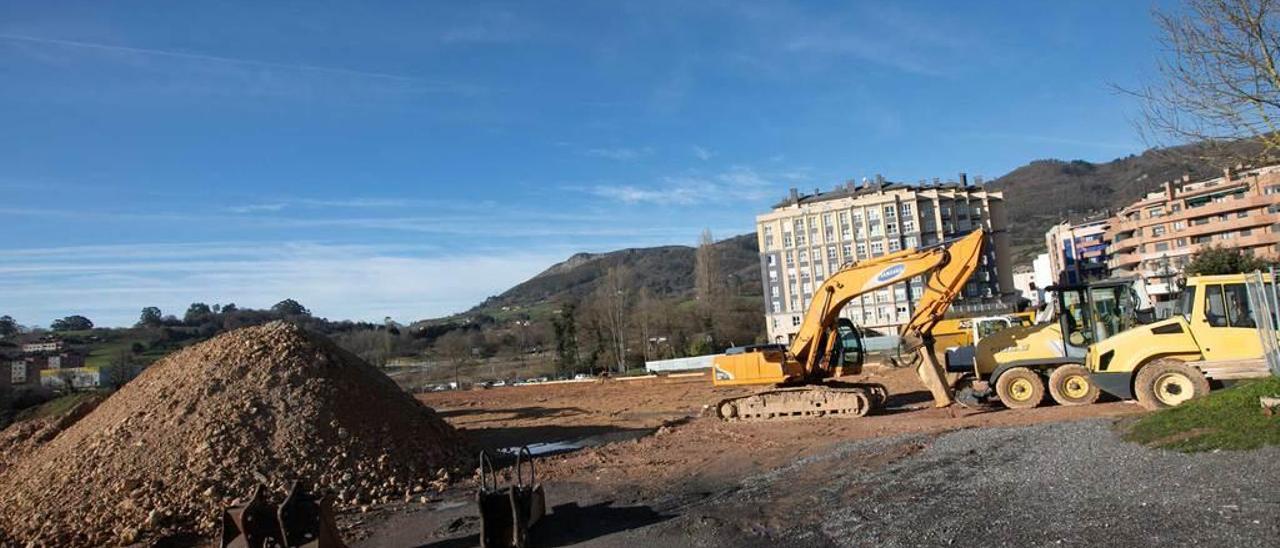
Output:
[827,246,838,261]
[1238,210,1249,219]
[1154,242,1169,252]
[1146,206,1164,218]
[783,233,793,247]
[1152,225,1166,236]
[823,213,833,226]
[855,243,866,258]
[905,235,918,248]
[842,243,853,260]
[792,316,802,327]
[902,219,915,233]
[1173,220,1185,231]
[888,239,901,252]
[1176,238,1187,247]
[900,203,913,217]
[870,241,884,255]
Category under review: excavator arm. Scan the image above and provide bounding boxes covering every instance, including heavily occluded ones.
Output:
[710,229,987,420]
[791,229,986,406]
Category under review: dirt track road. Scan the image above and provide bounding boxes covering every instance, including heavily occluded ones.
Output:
[349,366,1280,547]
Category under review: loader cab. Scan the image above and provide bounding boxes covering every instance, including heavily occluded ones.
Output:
[1053,280,1150,353]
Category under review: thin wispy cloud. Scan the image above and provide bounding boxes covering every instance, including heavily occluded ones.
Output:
[4,33,426,84]
[582,166,801,206]
[692,145,713,161]
[0,32,486,97]
[730,3,976,77]
[226,203,286,214]
[584,146,653,161]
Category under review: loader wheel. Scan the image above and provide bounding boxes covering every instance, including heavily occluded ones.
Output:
[1048,365,1100,406]
[1135,359,1209,410]
[995,367,1045,409]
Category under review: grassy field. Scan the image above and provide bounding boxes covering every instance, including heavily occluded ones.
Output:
[1124,376,1280,452]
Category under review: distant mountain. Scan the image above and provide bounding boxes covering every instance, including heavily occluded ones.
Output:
[469,233,762,315]
[988,140,1263,262]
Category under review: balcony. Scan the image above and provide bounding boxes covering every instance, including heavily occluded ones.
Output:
[1107,193,1275,236]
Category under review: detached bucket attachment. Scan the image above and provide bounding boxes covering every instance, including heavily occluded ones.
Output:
[220,482,347,548]
[477,448,547,548]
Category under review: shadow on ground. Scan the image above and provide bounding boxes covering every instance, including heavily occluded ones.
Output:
[416,500,670,548]
[461,424,654,452]
[438,406,591,423]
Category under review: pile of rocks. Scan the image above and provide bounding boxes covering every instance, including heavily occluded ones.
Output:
[0,321,471,546]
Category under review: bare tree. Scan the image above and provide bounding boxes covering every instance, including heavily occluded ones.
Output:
[594,265,632,373]
[1136,0,1280,162]
[435,329,473,387]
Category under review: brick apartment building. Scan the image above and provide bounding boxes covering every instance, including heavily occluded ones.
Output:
[756,174,1015,343]
[1106,165,1280,301]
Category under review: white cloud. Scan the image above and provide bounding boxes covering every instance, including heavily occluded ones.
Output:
[0,242,565,327]
[692,145,713,161]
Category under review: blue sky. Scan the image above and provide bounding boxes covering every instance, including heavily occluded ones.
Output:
[1,1,1169,327]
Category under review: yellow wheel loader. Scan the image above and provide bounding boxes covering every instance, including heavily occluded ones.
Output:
[711,229,989,421]
[1087,272,1278,409]
[947,278,1153,409]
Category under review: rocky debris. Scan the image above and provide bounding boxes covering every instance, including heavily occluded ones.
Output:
[0,321,471,547]
[0,394,105,475]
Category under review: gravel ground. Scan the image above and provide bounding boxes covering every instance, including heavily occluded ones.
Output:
[612,419,1280,548]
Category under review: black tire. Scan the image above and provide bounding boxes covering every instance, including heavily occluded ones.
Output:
[1134,359,1210,410]
[995,367,1045,409]
[1048,365,1100,406]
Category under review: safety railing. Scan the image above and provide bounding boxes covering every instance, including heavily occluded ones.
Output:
[1244,267,1280,376]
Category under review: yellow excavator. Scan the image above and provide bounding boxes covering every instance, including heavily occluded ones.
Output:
[711,229,988,421]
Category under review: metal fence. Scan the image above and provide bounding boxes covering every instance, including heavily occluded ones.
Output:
[1244,267,1280,376]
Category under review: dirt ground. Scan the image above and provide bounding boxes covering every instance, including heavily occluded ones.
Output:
[346,366,1145,547]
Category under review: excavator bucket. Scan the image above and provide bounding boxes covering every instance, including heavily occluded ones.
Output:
[220,483,346,548]
[477,448,546,548]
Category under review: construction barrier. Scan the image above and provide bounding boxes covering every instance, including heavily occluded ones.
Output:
[644,354,717,373]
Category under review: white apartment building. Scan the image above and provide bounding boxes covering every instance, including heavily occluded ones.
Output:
[757,175,1015,343]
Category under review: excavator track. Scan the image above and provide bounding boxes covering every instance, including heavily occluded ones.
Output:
[715,384,887,422]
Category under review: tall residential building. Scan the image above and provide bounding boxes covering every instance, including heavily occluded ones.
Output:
[1106,165,1280,301]
[1044,216,1111,285]
[756,175,1015,343]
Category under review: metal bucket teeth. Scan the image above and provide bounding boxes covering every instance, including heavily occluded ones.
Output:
[220,483,346,548]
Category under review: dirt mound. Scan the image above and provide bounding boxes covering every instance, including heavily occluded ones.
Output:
[0,321,471,546]
[0,393,105,475]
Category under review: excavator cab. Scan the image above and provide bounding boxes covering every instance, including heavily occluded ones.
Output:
[827,318,865,376]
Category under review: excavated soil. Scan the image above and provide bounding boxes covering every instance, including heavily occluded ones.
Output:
[0,321,470,547]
